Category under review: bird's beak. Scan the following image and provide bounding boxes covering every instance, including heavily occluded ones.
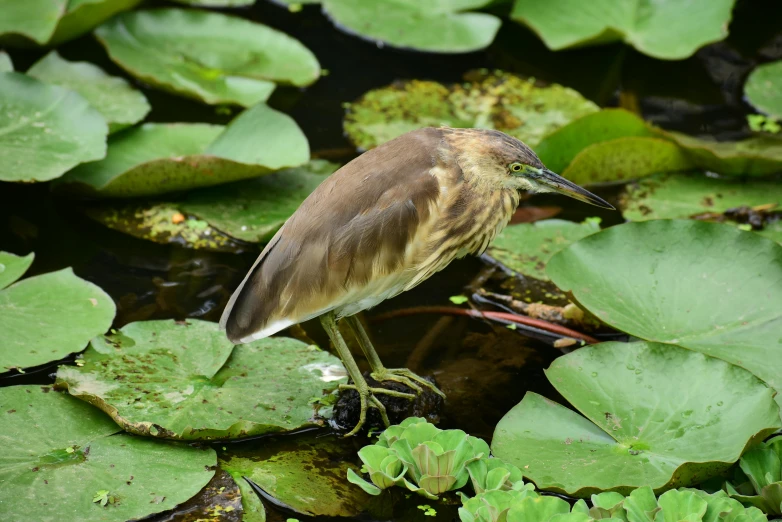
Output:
[536,169,615,210]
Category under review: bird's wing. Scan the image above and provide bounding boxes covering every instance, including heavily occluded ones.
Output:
[220,128,451,343]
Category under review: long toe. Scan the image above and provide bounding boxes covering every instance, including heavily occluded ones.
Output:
[385,368,446,399]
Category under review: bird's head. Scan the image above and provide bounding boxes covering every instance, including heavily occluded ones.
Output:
[444,128,615,210]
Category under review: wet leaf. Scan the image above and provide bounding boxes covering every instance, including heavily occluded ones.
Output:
[343,71,598,150]
[221,433,387,518]
[510,0,735,59]
[58,104,309,197]
[745,60,782,120]
[546,220,782,414]
[620,172,782,243]
[321,0,501,53]
[0,250,34,290]
[660,131,782,177]
[486,219,601,281]
[0,72,107,183]
[95,9,320,106]
[491,342,781,496]
[56,319,347,440]
[224,473,266,522]
[28,51,150,134]
[0,256,115,371]
[0,385,216,521]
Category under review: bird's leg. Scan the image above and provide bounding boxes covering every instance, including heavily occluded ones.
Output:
[344,315,446,399]
[319,312,413,436]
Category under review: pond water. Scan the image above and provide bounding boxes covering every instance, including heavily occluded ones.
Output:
[1,0,781,520]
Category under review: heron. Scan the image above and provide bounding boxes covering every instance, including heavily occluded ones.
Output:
[220,127,614,436]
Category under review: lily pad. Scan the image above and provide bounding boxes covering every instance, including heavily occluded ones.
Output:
[745,60,782,120]
[0,385,216,522]
[321,0,501,53]
[172,0,254,5]
[486,218,601,281]
[620,172,782,243]
[58,103,309,197]
[0,251,34,290]
[510,0,735,60]
[0,255,115,371]
[95,8,320,106]
[223,472,266,522]
[343,71,598,150]
[0,0,66,45]
[546,219,782,410]
[221,433,387,518]
[56,319,346,440]
[27,51,150,134]
[0,51,13,72]
[660,131,782,177]
[491,341,781,497]
[0,72,107,183]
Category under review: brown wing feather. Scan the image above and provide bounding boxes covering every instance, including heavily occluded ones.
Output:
[220,128,445,343]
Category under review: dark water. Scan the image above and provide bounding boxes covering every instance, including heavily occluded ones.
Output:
[2,0,782,520]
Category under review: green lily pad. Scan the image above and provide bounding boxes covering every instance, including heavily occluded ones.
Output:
[28,51,150,134]
[56,319,346,440]
[223,472,266,522]
[221,433,388,518]
[620,172,782,243]
[95,8,320,106]
[343,71,598,150]
[58,103,309,197]
[486,218,601,281]
[491,341,781,497]
[546,219,782,410]
[0,385,216,522]
[561,136,693,185]
[745,60,782,120]
[0,72,107,183]
[0,0,66,44]
[49,0,143,46]
[172,0,254,5]
[321,0,501,53]
[0,256,115,371]
[510,0,735,60]
[0,251,34,290]
[0,51,13,72]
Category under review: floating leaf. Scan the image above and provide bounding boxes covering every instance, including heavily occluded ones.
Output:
[0,51,13,72]
[344,71,598,150]
[0,251,33,290]
[491,342,781,496]
[0,0,66,44]
[172,0,254,5]
[27,51,150,134]
[546,220,782,411]
[0,72,107,183]
[95,8,320,106]
[0,385,216,521]
[57,319,346,440]
[486,219,600,281]
[745,60,782,120]
[59,104,309,197]
[0,255,115,371]
[619,172,782,243]
[510,0,735,60]
[221,433,386,518]
[321,0,501,53]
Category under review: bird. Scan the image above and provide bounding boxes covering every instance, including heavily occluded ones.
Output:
[220,126,614,436]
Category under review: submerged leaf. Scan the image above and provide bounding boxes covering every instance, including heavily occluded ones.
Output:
[56,319,346,440]
[745,60,782,120]
[0,385,216,521]
[344,71,598,150]
[491,342,781,496]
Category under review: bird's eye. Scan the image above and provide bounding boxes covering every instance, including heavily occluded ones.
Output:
[510,163,523,173]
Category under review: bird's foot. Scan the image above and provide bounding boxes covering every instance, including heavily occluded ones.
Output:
[370,368,446,399]
[337,383,415,436]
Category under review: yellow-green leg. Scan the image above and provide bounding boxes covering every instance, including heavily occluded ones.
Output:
[320,312,414,436]
[344,315,446,399]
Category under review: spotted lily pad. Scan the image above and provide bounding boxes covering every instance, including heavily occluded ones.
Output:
[28,51,150,134]
[0,252,115,371]
[56,319,346,440]
[343,71,598,150]
[221,432,387,518]
[58,103,309,197]
[620,172,782,243]
[0,72,107,183]
[659,132,782,177]
[95,8,320,106]
[745,60,782,120]
[510,0,735,60]
[491,341,781,497]
[0,385,216,521]
[486,218,601,281]
[546,220,782,412]
[321,0,501,53]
